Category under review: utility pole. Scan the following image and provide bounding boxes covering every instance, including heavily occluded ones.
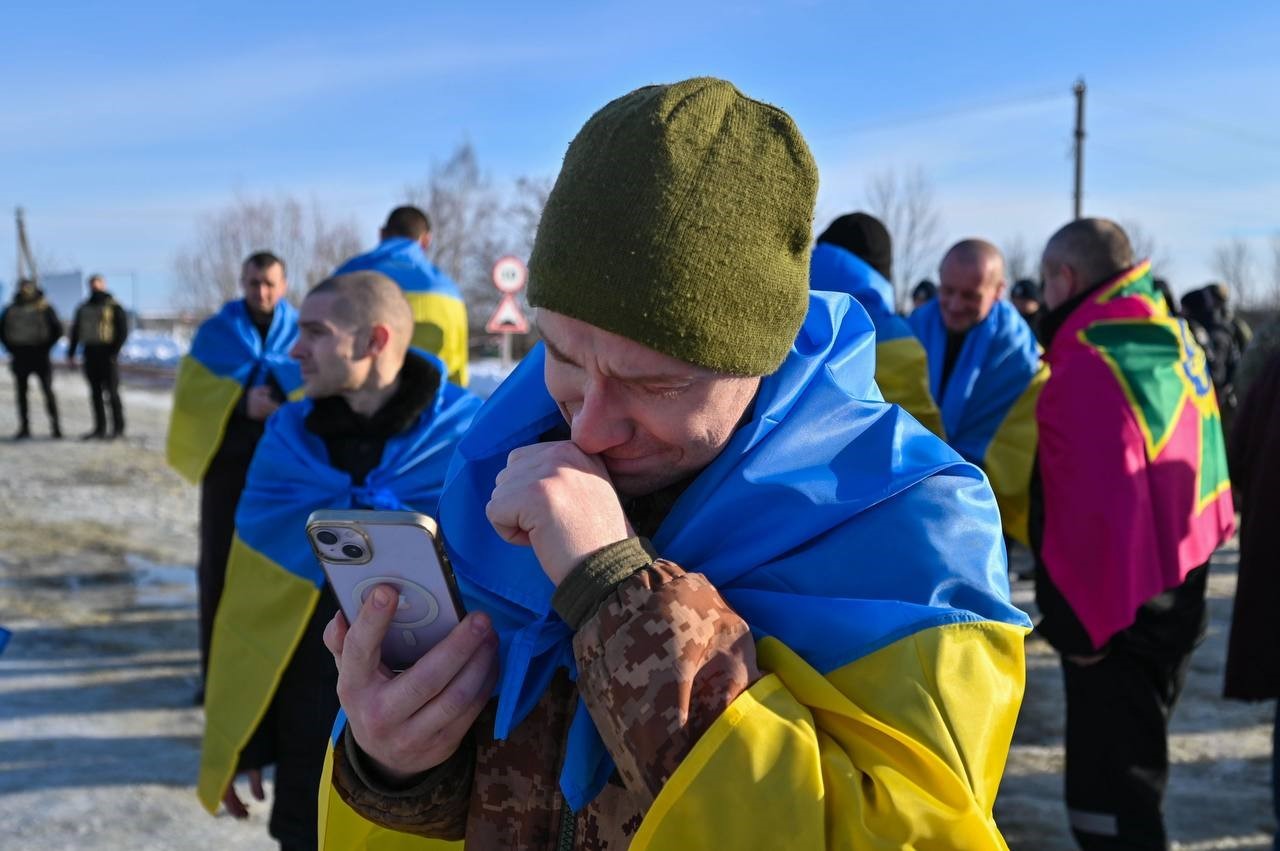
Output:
[15,206,39,283]
[1073,78,1086,220]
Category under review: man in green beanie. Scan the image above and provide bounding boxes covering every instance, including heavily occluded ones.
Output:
[321,77,1030,849]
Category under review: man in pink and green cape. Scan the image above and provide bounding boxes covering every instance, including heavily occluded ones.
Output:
[1033,218,1234,850]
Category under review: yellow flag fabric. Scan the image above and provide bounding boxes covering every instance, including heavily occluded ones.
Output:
[632,623,1027,850]
[983,363,1049,546]
[406,292,469,389]
[876,337,945,438]
[197,537,320,812]
[166,356,245,485]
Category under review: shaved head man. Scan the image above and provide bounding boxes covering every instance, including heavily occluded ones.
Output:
[1041,218,1135,310]
[938,239,1008,334]
[1032,217,1233,850]
[908,238,1045,544]
[199,270,480,848]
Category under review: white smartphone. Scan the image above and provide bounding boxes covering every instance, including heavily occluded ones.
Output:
[306,509,466,672]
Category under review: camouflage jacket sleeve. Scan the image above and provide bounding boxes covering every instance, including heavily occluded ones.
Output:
[553,537,762,808]
[330,723,476,839]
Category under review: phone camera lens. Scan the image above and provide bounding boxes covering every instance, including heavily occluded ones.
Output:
[316,530,339,545]
[341,544,365,559]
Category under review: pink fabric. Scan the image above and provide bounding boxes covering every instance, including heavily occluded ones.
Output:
[1037,270,1235,649]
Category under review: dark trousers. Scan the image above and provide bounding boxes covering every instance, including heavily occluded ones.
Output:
[197,456,253,683]
[10,351,58,431]
[82,347,124,435]
[1061,630,1201,849]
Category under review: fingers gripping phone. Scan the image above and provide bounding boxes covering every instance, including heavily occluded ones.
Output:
[306,509,466,672]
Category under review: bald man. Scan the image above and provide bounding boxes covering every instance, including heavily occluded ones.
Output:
[196,271,481,849]
[1034,219,1233,850]
[909,239,1046,543]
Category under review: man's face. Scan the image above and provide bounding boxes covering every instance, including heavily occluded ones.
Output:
[89,277,106,293]
[241,261,287,316]
[290,293,370,398]
[538,310,761,501]
[938,255,1005,334]
[1041,259,1075,310]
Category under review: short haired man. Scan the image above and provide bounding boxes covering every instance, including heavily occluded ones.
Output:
[0,279,63,439]
[909,240,1046,543]
[321,78,1030,849]
[810,212,943,435]
[1034,218,1234,849]
[911,278,937,309]
[67,274,129,439]
[335,205,469,387]
[166,252,300,698]
[196,272,480,849]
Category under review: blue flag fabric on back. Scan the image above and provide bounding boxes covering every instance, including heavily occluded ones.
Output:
[197,356,482,812]
[336,238,470,387]
[809,242,944,435]
[439,290,1031,810]
[165,299,303,484]
[0,627,9,655]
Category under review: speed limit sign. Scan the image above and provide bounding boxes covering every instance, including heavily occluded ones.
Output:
[492,256,528,294]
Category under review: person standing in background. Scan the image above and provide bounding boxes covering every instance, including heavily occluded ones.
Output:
[67,273,128,440]
[0,279,63,439]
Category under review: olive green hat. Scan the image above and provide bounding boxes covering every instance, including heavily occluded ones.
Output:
[528,77,817,376]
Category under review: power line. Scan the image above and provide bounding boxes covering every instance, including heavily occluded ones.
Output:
[831,86,1069,136]
[1105,95,1280,152]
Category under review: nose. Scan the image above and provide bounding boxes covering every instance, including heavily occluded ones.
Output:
[289,338,307,361]
[568,377,633,456]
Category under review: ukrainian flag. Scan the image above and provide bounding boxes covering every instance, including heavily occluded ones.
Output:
[910,297,1047,544]
[165,299,303,484]
[336,239,470,388]
[197,371,480,816]
[320,291,1028,847]
[810,242,943,436]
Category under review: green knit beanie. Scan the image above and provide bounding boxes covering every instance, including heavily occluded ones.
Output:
[527,77,817,376]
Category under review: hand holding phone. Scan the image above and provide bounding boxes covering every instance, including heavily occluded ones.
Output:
[307,509,466,671]
[322,567,499,783]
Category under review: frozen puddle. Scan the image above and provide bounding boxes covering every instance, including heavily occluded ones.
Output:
[0,554,196,610]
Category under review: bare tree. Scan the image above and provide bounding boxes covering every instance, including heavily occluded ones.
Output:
[1001,235,1035,283]
[1271,234,1280,309]
[1121,220,1174,279]
[173,194,362,313]
[864,167,944,311]
[1210,238,1255,306]
[405,142,552,332]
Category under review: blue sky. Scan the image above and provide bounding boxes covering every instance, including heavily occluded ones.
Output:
[3,0,1279,311]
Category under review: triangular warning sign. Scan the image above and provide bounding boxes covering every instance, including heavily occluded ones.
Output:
[485,293,529,334]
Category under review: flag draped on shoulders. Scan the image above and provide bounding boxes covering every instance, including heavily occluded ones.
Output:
[1037,261,1234,650]
[336,238,470,388]
[909,296,1047,543]
[165,299,303,484]
[197,371,480,814]
[809,242,943,436]
[389,291,1033,847]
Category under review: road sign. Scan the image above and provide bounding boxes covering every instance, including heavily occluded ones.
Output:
[485,293,529,335]
[492,256,528,294]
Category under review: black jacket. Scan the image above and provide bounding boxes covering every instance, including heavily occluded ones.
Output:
[68,290,129,357]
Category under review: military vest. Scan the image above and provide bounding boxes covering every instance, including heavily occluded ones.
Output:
[77,301,118,346]
[3,302,52,347]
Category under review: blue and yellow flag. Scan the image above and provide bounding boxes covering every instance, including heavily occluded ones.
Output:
[165,299,303,484]
[336,238,470,388]
[809,242,943,436]
[197,366,481,814]
[909,297,1046,543]
[401,291,1031,846]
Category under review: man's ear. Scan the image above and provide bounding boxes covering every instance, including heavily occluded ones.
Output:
[418,233,432,253]
[366,323,392,358]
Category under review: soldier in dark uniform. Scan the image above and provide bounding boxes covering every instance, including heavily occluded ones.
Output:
[67,274,129,440]
[0,279,63,439]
